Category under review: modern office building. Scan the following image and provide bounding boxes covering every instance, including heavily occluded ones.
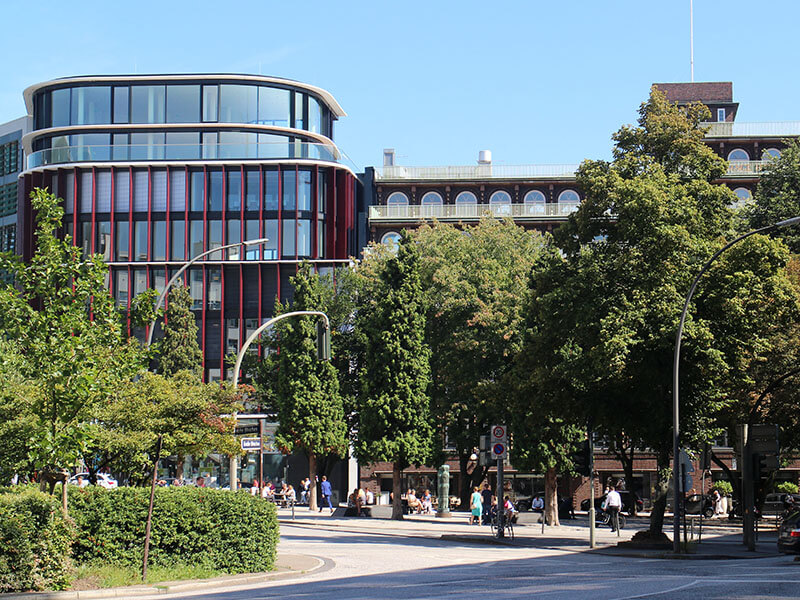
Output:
[18,74,361,381]
[0,116,28,270]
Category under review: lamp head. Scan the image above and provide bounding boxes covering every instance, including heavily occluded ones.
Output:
[243,237,270,246]
[775,216,800,229]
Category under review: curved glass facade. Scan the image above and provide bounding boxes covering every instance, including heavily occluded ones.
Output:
[33,82,331,136]
[22,75,358,382]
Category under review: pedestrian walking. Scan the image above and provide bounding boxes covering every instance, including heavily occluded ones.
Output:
[480,483,492,525]
[320,475,333,513]
[605,484,623,531]
[469,486,483,525]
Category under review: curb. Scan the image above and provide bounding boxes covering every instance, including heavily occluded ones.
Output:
[592,549,784,560]
[0,554,326,600]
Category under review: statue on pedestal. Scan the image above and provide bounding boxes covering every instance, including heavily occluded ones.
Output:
[436,464,451,518]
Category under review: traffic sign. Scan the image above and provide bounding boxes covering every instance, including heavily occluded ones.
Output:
[491,424,507,444]
[240,438,262,452]
[492,442,507,459]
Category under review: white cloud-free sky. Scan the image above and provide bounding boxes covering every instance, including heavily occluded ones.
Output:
[1,1,797,170]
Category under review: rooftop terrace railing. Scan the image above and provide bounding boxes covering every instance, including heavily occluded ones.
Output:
[703,121,800,138]
[27,141,351,169]
[368,202,580,221]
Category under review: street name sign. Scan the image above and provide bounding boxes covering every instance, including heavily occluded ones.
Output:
[240,438,262,452]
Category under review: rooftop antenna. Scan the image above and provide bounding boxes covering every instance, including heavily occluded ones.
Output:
[690,0,694,82]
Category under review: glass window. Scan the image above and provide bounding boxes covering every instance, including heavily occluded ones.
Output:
[112,133,129,160]
[318,219,325,258]
[152,268,166,296]
[762,147,781,160]
[81,221,93,258]
[264,220,278,259]
[79,171,93,213]
[166,85,200,123]
[133,170,149,212]
[114,170,130,212]
[169,169,186,212]
[227,220,240,259]
[171,220,185,260]
[208,171,223,211]
[219,131,256,159]
[245,170,259,211]
[133,270,148,298]
[298,170,312,211]
[293,92,305,130]
[152,221,167,261]
[113,86,129,123]
[71,86,110,125]
[727,148,750,161]
[717,108,726,122]
[131,85,166,123]
[165,132,199,160]
[116,221,130,260]
[297,220,311,257]
[257,86,290,126]
[245,220,260,259]
[309,97,322,133]
[202,131,218,159]
[189,268,203,310]
[524,190,546,214]
[283,170,296,211]
[202,85,218,122]
[130,132,165,160]
[282,219,296,257]
[190,170,204,212]
[386,192,408,205]
[489,191,511,216]
[116,270,129,307]
[97,221,111,260]
[190,221,204,258]
[219,84,258,123]
[257,133,288,159]
[134,221,148,261]
[558,189,580,203]
[64,172,75,214]
[152,170,167,211]
[317,171,326,214]
[227,171,241,211]
[421,191,443,217]
[733,187,753,206]
[381,231,401,247]
[455,191,476,204]
[208,220,222,259]
[52,88,71,127]
[264,170,279,210]
[207,268,221,309]
[96,170,112,212]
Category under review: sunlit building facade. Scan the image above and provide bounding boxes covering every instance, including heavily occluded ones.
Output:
[19,75,360,381]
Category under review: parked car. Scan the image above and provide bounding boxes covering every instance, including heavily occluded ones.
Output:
[580,491,643,515]
[68,472,118,489]
[778,509,800,553]
[683,494,714,518]
[762,493,800,517]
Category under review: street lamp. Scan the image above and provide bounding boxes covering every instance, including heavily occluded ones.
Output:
[229,310,331,492]
[144,238,270,348]
[672,216,800,553]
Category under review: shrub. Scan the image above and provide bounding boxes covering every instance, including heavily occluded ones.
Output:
[0,489,74,592]
[777,481,799,495]
[69,487,278,573]
[714,480,733,496]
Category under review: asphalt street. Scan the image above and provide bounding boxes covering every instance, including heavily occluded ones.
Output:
[175,517,800,600]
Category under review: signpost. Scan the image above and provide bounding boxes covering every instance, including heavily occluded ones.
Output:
[491,425,508,537]
[738,424,780,551]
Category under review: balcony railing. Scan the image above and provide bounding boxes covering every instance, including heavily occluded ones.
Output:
[725,160,770,176]
[377,164,580,181]
[704,121,800,138]
[369,202,580,222]
[27,141,351,169]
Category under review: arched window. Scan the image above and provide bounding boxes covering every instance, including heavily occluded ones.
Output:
[762,147,781,160]
[455,191,476,204]
[558,189,580,215]
[489,190,512,215]
[524,190,546,215]
[421,191,443,217]
[732,187,753,207]
[455,191,477,217]
[386,191,408,217]
[381,231,401,248]
[727,148,750,161]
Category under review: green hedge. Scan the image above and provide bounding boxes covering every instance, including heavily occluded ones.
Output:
[0,489,74,592]
[69,487,278,573]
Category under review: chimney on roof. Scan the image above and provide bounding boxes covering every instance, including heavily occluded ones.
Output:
[478,150,492,165]
[383,149,395,167]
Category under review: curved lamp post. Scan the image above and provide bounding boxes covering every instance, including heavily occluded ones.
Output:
[145,238,270,348]
[229,310,331,491]
[672,216,800,553]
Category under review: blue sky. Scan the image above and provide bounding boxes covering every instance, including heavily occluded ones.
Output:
[1,1,798,171]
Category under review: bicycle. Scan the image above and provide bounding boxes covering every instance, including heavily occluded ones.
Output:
[595,508,626,530]
[490,512,514,540]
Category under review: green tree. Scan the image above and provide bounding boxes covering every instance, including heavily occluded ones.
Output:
[256,263,347,511]
[0,188,147,511]
[0,342,39,483]
[355,233,433,520]
[414,218,546,509]
[158,286,202,377]
[528,87,798,537]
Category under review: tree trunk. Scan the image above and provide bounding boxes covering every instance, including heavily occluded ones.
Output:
[711,451,739,512]
[176,455,184,482]
[649,452,671,535]
[61,480,68,516]
[544,466,560,526]
[391,462,404,520]
[458,453,471,510]
[309,450,318,511]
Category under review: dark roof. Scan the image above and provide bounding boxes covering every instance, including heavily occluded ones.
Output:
[652,82,733,104]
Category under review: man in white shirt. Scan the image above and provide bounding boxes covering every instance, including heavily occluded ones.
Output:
[605,486,623,531]
[365,488,374,505]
